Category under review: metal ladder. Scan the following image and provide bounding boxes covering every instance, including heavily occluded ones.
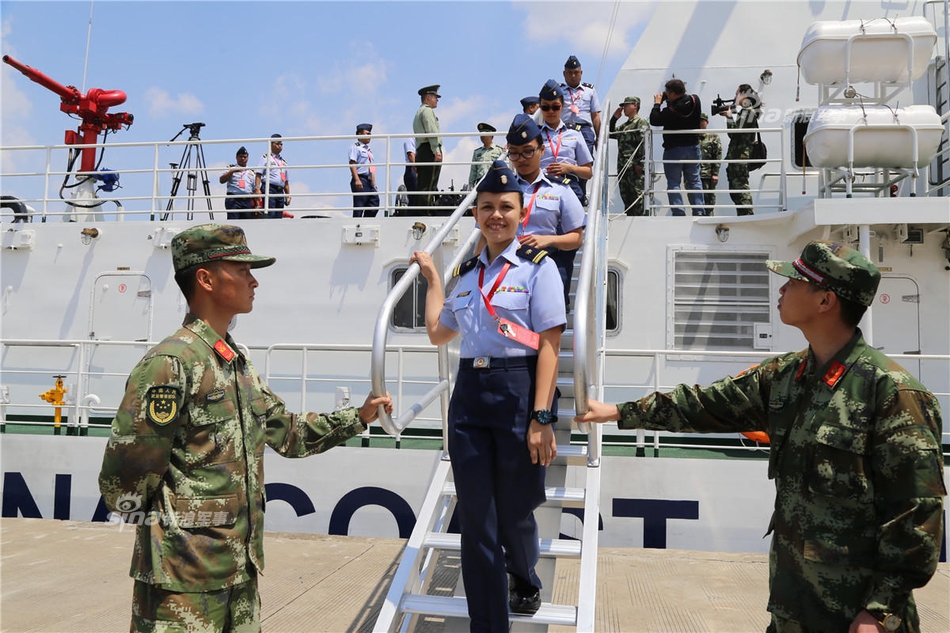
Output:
[370,120,610,632]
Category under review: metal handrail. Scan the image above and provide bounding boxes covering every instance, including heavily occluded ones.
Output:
[371,189,480,436]
[572,106,612,466]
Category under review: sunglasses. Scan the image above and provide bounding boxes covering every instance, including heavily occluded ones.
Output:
[540,104,562,112]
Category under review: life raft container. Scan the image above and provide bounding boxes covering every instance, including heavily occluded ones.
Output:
[803,105,943,169]
[797,17,936,85]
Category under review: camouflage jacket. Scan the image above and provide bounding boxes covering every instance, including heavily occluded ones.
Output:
[616,330,945,632]
[699,132,722,179]
[726,106,760,159]
[468,144,505,188]
[608,115,649,172]
[98,315,366,592]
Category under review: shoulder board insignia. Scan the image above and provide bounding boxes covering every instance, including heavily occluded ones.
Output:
[213,339,236,362]
[516,245,549,264]
[145,385,181,426]
[734,363,760,379]
[582,82,594,88]
[453,256,479,278]
[794,359,807,381]
[822,361,847,388]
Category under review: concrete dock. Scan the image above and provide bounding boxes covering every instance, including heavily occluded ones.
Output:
[1,518,947,632]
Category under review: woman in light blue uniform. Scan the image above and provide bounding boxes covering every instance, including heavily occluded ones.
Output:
[506,113,586,308]
[411,160,566,632]
[537,79,594,205]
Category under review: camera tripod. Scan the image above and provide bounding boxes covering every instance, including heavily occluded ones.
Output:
[161,122,213,221]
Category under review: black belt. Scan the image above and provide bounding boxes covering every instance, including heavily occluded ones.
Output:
[264,184,284,192]
[459,356,536,370]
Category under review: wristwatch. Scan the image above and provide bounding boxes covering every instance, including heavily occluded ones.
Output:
[531,409,557,425]
[869,611,901,632]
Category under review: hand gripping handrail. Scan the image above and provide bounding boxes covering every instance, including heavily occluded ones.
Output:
[371,189,480,436]
[572,106,612,466]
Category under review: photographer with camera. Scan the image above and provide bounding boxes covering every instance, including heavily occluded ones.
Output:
[719,84,761,216]
[650,78,705,216]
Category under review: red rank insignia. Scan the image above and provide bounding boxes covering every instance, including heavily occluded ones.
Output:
[794,360,807,381]
[822,361,846,387]
[213,339,235,362]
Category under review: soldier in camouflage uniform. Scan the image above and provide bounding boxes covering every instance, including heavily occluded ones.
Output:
[608,96,650,216]
[99,224,393,633]
[721,84,761,215]
[576,241,946,633]
[698,112,722,216]
[467,122,505,189]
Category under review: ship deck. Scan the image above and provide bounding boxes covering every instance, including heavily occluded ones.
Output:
[1,519,948,632]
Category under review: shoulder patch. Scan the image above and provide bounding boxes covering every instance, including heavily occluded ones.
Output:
[582,82,594,88]
[145,385,181,426]
[213,339,236,362]
[453,256,479,278]
[516,244,549,264]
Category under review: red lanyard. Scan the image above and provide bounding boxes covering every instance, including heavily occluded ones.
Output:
[478,261,512,319]
[522,183,542,228]
[544,129,563,160]
[568,87,579,107]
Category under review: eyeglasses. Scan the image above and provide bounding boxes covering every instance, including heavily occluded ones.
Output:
[540,104,562,112]
[508,148,539,160]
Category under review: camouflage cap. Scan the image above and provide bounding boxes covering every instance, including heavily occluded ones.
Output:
[621,96,640,106]
[172,224,276,273]
[767,240,880,307]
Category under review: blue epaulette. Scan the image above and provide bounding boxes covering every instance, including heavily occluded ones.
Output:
[516,245,549,264]
[453,256,479,278]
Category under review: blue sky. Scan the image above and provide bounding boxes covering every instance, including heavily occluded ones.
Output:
[1,0,653,213]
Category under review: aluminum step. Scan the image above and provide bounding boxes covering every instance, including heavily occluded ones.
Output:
[400,594,578,627]
[442,482,585,507]
[422,533,582,557]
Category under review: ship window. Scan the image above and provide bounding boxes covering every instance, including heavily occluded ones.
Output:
[391,267,429,330]
[606,269,619,332]
[672,250,770,350]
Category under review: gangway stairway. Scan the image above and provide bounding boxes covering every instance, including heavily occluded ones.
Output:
[369,122,611,632]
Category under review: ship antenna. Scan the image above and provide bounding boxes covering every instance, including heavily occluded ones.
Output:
[81,0,94,92]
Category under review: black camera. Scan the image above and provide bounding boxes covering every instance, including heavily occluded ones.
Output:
[711,95,735,116]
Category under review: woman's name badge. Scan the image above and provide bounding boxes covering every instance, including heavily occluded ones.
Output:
[497,318,539,350]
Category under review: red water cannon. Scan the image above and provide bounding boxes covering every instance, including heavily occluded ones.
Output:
[2,55,134,172]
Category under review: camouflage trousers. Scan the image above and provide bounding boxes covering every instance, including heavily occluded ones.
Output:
[618,173,645,216]
[726,162,753,215]
[131,574,260,633]
[701,177,716,216]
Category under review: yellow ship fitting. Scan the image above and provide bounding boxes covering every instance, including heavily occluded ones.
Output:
[39,375,67,430]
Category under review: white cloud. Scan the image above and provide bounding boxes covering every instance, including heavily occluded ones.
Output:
[517,1,654,60]
[143,87,204,119]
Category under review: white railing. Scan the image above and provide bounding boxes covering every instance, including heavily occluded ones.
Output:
[0,130,504,221]
[4,338,948,456]
[639,125,787,216]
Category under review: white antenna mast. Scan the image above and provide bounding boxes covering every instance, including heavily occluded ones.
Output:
[81,0,94,92]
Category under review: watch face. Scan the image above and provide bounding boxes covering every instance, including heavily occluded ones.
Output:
[882,614,901,631]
